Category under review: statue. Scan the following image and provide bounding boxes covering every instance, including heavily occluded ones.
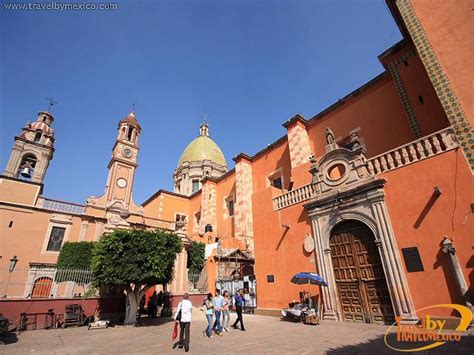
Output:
[325,127,335,145]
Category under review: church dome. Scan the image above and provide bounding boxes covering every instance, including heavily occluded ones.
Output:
[178,123,227,167]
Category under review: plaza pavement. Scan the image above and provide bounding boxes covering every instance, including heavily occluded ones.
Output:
[1,310,473,354]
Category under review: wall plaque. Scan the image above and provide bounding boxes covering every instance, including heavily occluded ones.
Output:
[267,274,275,283]
[402,247,424,272]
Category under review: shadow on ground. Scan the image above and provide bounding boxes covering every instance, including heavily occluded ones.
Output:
[135,316,174,327]
[1,331,18,345]
[326,332,474,354]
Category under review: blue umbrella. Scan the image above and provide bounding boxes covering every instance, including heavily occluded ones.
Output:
[290,272,328,287]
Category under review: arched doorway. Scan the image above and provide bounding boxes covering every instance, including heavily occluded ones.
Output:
[31,277,53,298]
[330,220,394,324]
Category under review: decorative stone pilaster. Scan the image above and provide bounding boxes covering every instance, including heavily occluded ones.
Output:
[234,154,254,254]
[283,114,313,169]
[396,0,474,171]
[387,49,422,138]
[200,179,217,235]
[371,200,417,323]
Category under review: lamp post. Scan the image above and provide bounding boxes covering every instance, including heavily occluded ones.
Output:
[8,255,18,273]
[3,255,19,298]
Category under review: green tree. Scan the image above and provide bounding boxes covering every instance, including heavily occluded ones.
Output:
[57,241,94,269]
[55,241,94,284]
[91,229,182,324]
[187,241,205,275]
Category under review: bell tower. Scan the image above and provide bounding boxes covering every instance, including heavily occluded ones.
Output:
[104,112,141,207]
[3,111,55,184]
[86,112,143,230]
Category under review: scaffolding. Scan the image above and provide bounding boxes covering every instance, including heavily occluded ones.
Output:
[215,238,256,309]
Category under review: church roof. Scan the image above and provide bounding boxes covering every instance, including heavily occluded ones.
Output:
[178,123,227,167]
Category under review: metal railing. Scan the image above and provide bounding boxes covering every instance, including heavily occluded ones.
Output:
[272,127,458,211]
[1,266,93,299]
[36,197,86,215]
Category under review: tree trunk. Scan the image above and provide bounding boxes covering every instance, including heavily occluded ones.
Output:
[124,292,138,325]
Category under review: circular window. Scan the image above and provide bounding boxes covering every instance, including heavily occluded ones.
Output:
[327,164,346,181]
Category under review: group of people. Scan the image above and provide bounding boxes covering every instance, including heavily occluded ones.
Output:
[140,290,165,319]
[173,288,247,352]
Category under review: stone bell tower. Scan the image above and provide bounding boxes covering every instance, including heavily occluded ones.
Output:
[3,111,55,184]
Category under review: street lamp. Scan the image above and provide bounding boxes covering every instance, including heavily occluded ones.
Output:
[3,256,19,298]
[8,255,18,273]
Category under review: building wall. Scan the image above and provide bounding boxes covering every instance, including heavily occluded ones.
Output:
[250,140,315,309]
[0,204,101,297]
[306,74,414,159]
[409,0,473,129]
[381,148,473,315]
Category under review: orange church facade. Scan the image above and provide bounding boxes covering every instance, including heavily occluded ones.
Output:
[1,0,472,325]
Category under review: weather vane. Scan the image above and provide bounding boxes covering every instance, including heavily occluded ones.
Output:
[45,97,57,113]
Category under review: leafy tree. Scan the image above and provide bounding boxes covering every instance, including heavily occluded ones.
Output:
[187,241,205,275]
[55,241,94,283]
[57,241,94,269]
[91,229,182,324]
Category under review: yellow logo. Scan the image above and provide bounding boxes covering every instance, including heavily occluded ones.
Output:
[384,304,472,352]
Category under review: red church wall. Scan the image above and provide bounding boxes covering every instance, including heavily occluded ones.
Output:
[390,47,449,136]
[381,148,473,317]
[409,0,473,128]
[306,74,414,159]
[250,140,316,310]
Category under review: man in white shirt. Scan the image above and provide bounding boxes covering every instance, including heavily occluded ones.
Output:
[175,293,193,352]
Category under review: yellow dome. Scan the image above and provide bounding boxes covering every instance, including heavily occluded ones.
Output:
[178,124,227,167]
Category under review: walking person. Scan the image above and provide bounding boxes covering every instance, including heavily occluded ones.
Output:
[212,289,224,336]
[173,293,192,352]
[232,288,246,331]
[222,290,231,331]
[201,293,214,338]
[149,291,158,318]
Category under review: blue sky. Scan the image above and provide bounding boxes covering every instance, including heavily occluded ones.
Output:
[0,0,402,204]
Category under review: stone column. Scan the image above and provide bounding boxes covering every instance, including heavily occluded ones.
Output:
[371,200,417,323]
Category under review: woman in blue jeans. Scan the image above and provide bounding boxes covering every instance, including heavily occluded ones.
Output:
[202,293,214,338]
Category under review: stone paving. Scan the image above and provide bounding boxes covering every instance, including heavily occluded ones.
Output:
[1,311,473,354]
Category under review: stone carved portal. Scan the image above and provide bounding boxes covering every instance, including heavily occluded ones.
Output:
[304,129,417,324]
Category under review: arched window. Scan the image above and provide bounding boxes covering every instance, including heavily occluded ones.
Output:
[127,127,134,142]
[31,277,53,298]
[34,131,42,143]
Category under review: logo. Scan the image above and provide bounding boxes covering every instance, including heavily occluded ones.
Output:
[384,304,472,352]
